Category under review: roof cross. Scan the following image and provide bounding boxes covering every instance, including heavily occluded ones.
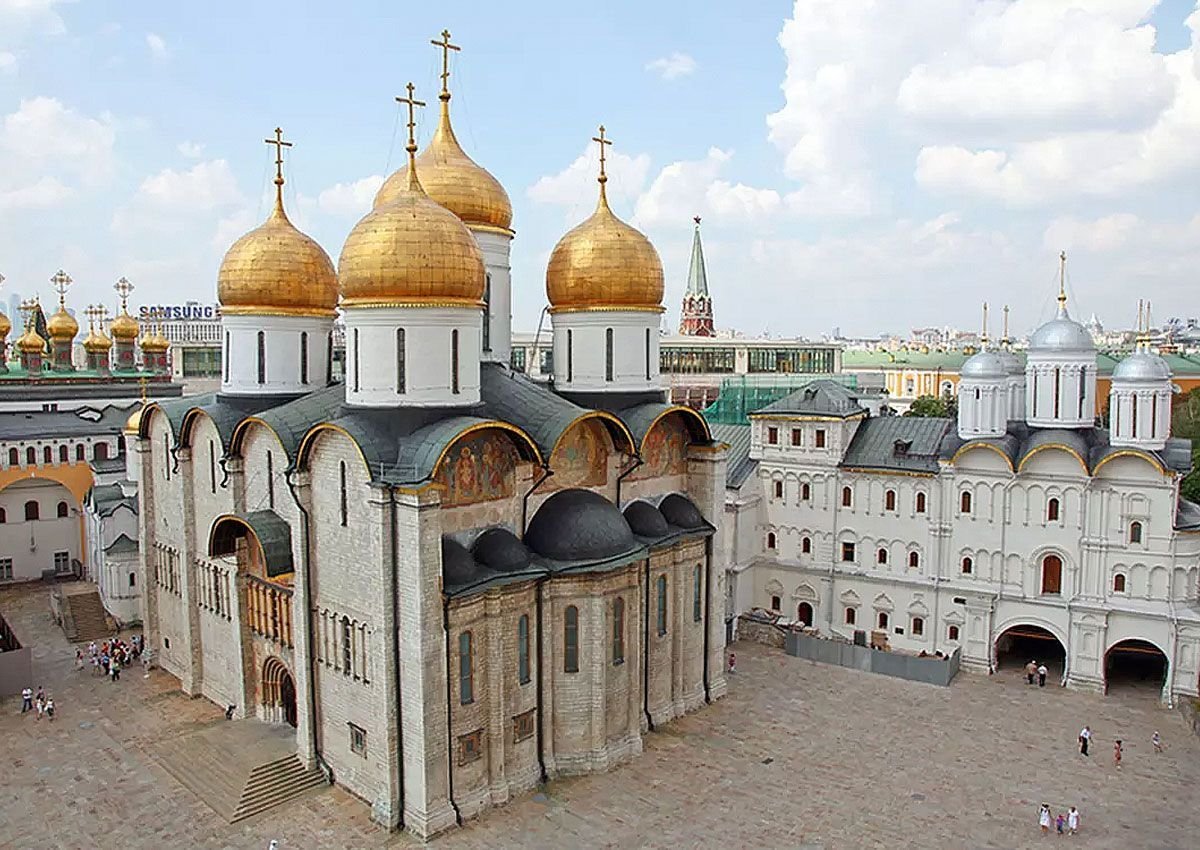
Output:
[50,269,72,308]
[431,29,461,98]
[592,125,613,185]
[114,276,134,311]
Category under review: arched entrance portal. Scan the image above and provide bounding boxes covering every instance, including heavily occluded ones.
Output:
[994,624,1066,682]
[797,602,813,626]
[262,658,297,727]
[1105,639,1167,697]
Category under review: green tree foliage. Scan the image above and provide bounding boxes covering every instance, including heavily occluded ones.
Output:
[1171,388,1200,504]
[905,394,956,418]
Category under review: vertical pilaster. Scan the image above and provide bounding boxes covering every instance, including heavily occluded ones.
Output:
[135,438,159,642]
[687,442,728,701]
[289,471,316,766]
[484,593,508,804]
[175,448,203,695]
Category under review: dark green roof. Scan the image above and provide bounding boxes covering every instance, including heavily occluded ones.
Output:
[480,362,595,456]
[209,510,294,578]
[754,380,867,418]
[103,533,139,556]
[709,423,755,487]
[841,417,951,474]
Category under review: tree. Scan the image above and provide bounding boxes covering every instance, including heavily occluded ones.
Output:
[905,394,956,418]
[1172,389,1200,504]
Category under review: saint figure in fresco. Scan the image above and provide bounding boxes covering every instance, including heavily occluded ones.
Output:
[454,446,479,502]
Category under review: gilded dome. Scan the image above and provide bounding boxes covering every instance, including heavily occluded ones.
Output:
[218,199,338,317]
[16,326,45,353]
[374,95,512,232]
[46,306,79,341]
[545,184,664,312]
[339,168,486,308]
[140,327,168,353]
[83,327,112,353]
[110,310,139,342]
[123,405,144,434]
[0,311,11,338]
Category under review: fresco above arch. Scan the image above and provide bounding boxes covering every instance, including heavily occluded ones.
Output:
[632,414,689,480]
[435,430,519,508]
[548,418,611,490]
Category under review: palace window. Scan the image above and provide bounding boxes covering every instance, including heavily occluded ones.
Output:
[770,595,781,611]
[7,448,17,465]
[1047,497,1060,522]
[693,564,703,622]
[916,492,926,513]
[815,429,826,448]
[24,500,38,521]
[605,328,614,382]
[774,480,783,499]
[612,598,625,664]
[0,559,12,581]
[518,614,531,684]
[885,489,896,512]
[163,434,170,480]
[482,274,492,353]
[801,483,810,501]
[25,447,35,465]
[94,443,108,462]
[1053,367,1061,418]
[1041,554,1063,595]
[844,607,856,625]
[266,451,274,509]
[877,548,888,565]
[961,556,973,575]
[841,542,856,562]
[349,723,367,756]
[342,617,353,676]
[791,428,802,446]
[451,329,460,394]
[300,331,308,385]
[801,537,811,554]
[56,501,68,518]
[43,446,51,464]
[395,328,406,393]
[76,444,84,462]
[566,329,573,382]
[947,625,960,641]
[129,572,136,588]
[458,631,473,704]
[1113,573,1126,593]
[766,532,776,550]
[339,461,348,527]
[877,611,889,629]
[513,709,536,743]
[841,486,852,507]
[564,605,579,672]
[960,491,972,514]
[767,426,778,445]
[457,729,483,766]
[911,616,925,636]
[1129,521,1143,544]
[224,330,230,382]
[352,329,360,392]
[645,328,651,381]
[656,574,668,636]
[0,508,5,523]
[908,551,920,569]
[208,441,216,495]
[58,445,68,463]
[257,331,266,385]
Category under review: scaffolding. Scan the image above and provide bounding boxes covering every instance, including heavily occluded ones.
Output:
[703,373,860,425]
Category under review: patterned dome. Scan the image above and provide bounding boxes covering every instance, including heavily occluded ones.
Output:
[46,306,78,341]
[109,310,139,342]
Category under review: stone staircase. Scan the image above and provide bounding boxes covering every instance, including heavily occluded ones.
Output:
[147,719,326,822]
[62,590,113,643]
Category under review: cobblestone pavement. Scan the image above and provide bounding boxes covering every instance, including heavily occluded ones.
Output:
[3,582,1199,849]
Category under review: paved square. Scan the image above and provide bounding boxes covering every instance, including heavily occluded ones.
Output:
[2,582,1198,849]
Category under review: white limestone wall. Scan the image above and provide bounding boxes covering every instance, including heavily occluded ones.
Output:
[1025,353,1097,428]
[550,309,661,392]
[220,313,333,397]
[343,306,482,407]
[957,378,1007,438]
[1109,384,1171,449]
[0,479,80,581]
[475,230,513,367]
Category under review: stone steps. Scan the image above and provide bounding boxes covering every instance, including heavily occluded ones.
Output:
[232,755,327,822]
[63,591,113,643]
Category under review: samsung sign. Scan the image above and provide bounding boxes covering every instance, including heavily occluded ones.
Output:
[140,304,221,321]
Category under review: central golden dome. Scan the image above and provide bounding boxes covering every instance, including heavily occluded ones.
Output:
[47,306,79,341]
[340,160,485,308]
[546,181,664,312]
[110,310,139,342]
[374,94,512,232]
[17,325,45,354]
[218,198,338,317]
[83,326,112,353]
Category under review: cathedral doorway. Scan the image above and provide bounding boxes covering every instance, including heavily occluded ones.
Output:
[262,657,297,727]
[1104,639,1167,697]
[994,624,1065,681]
[280,672,297,727]
[797,602,813,626]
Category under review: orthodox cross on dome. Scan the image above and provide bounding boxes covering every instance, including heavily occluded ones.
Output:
[50,269,72,309]
[592,125,613,186]
[1002,304,1011,346]
[980,302,990,347]
[395,83,426,189]
[264,127,293,210]
[19,298,36,330]
[114,276,134,312]
[1057,250,1068,307]
[84,304,103,333]
[431,29,460,99]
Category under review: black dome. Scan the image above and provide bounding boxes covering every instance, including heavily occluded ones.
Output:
[526,488,635,562]
[472,528,531,573]
[660,493,705,529]
[442,537,480,587]
[623,501,669,537]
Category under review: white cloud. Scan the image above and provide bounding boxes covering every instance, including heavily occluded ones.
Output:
[645,52,697,80]
[146,32,169,60]
[0,51,15,74]
[527,144,651,216]
[112,159,243,235]
[177,141,205,159]
[315,175,384,217]
[0,176,71,211]
[0,97,116,185]
[633,148,781,227]
[0,0,70,38]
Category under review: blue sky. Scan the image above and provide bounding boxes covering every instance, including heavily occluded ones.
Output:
[2,1,1200,339]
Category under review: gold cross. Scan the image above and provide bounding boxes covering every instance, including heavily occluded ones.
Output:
[19,298,35,330]
[50,270,72,307]
[84,304,102,332]
[1058,250,1067,305]
[114,276,134,311]
[395,83,426,152]
[431,29,460,96]
[592,125,613,183]
[265,127,292,190]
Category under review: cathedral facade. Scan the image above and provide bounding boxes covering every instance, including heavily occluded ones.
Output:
[133,38,726,840]
[731,288,1200,703]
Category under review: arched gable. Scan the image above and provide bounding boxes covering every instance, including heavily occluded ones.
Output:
[1092,451,1166,479]
[951,442,1014,473]
[1017,444,1089,477]
[547,416,617,489]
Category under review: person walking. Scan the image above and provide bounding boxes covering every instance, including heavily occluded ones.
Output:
[728,652,736,675]
[1067,806,1080,836]
[34,691,45,721]
[74,648,84,672]
[1038,803,1052,834]
[20,686,32,714]
[1113,739,1123,769]
[45,697,55,722]
[1055,812,1065,835]
[1079,725,1091,756]
[1152,731,1163,754]
[109,658,120,682]
[1025,659,1037,685]
[1037,663,1048,687]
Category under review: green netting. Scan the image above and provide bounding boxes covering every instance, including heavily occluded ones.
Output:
[703,373,860,425]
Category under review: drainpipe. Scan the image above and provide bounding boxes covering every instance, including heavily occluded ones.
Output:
[1061,595,1072,688]
[931,575,941,657]
[386,487,405,823]
[442,597,463,827]
[615,454,644,507]
[535,576,548,784]
[1165,598,1179,708]
[284,470,331,783]
[642,557,654,732]
[702,535,712,703]
[521,466,553,533]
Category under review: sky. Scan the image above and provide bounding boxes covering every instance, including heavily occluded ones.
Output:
[1,0,1199,340]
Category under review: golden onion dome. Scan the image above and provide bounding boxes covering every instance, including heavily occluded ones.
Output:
[47,306,79,341]
[109,310,139,342]
[17,326,45,353]
[374,95,512,232]
[123,405,144,435]
[545,177,664,312]
[339,159,485,308]
[217,196,338,317]
[0,311,11,338]
[83,327,112,353]
[140,328,168,353]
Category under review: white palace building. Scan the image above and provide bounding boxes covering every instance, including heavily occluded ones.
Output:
[728,280,1200,703]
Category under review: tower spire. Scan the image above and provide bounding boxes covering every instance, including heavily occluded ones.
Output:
[679,216,715,336]
[980,302,989,348]
[592,124,613,209]
[395,82,427,193]
[264,127,293,216]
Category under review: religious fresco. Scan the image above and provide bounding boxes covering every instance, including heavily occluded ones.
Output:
[633,414,689,479]
[436,430,518,507]
[548,418,611,489]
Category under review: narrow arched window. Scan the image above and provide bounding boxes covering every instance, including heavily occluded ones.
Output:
[266,451,274,509]
[908,551,920,569]
[395,328,406,393]
[256,330,266,385]
[656,574,668,636]
[911,616,925,636]
[566,329,573,381]
[129,572,136,588]
[1113,573,1126,593]
[300,331,309,385]
[25,447,35,465]
[845,607,856,625]
[326,332,333,384]
[1047,497,1060,522]
[960,491,972,514]
[842,486,852,507]
[342,616,353,676]
[1053,366,1061,418]
[801,482,811,501]
[94,443,108,462]
[352,328,360,393]
[563,606,579,673]
[877,611,889,629]
[885,489,896,511]
[56,501,68,518]
[766,532,776,550]
[645,327,651,381]
[773,480,783,499]
[517,614,530,684]
[693,564,703,622]
[915,492,926,513]
[339,460,348,527]
[1078,366,1087,418]
[208,441,216,495]
[1041,554,1063,594]
[458,631,473,703]
[58,445,68,463]
[801,537,811,554]
[224,330,230,382]
[948,624,960,641]
[612,598,625,664]
[43,446,52,464]
[1129,521,1142,544]
[450,329,460,394]
[482,274,492,353]
[961,556,973,575]
[75,444,84,462]
[605,328,614,382]
[163,434,170,480]
[8,448,17,466]
[24,500,39,521]
[0,507,6,523]
[877,548,888,565]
